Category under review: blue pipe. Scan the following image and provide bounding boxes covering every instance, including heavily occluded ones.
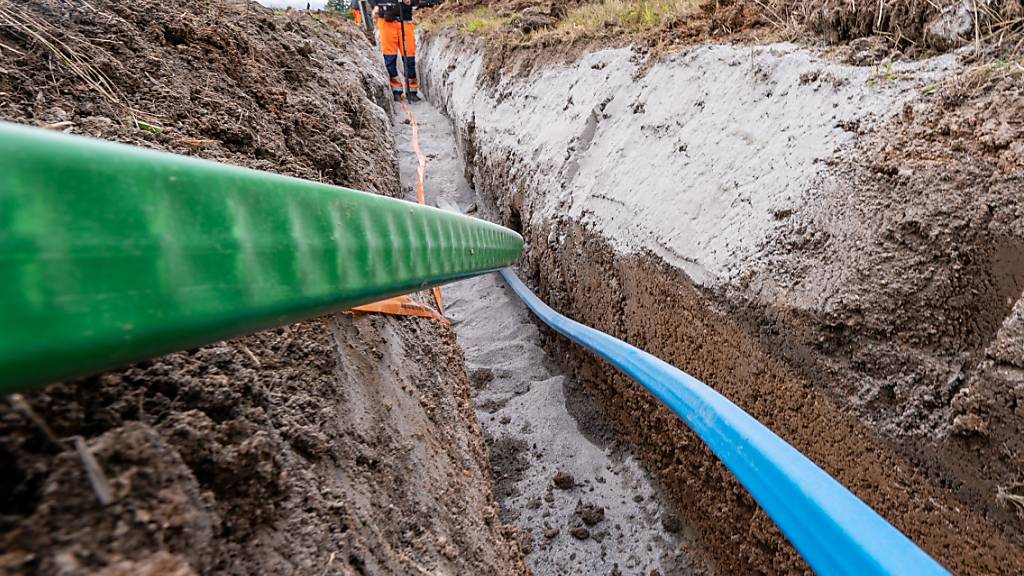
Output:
[498,268,948,576]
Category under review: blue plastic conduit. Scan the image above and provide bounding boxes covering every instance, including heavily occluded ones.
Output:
[498,268,949,576]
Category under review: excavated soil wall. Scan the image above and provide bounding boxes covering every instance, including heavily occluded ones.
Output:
[0,2,525,574]
[420,31,1024,574]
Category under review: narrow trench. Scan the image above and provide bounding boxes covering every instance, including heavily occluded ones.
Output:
[392,101,701,575]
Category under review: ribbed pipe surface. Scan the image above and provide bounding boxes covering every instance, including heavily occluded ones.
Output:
[0,122,522,392]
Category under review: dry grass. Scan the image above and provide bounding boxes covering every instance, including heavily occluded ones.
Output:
[544,0,701,40]
[421,0,1021,61]
[973,0,1024,53]
[966,54,1024,80]
[421,0,706,42]
[766,0,1023,55]
[418,6,507,35]
[944,53,1024,98]
[0,0,157,126]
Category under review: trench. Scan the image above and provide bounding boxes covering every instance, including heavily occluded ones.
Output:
[413,32,1024,576]
[392,98,704,575]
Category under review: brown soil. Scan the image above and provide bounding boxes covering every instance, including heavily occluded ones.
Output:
[468,150,1024,573]
[0,0,396,195]
[2,318,525,575]
[737,57,1024,543]
[0,1,526,575]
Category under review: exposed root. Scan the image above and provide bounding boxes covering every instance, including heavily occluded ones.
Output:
[9,394,115,506]
[8,393,63,448]
[73,436,115,506]
[239,343,262,367]
[997,485,1024,518]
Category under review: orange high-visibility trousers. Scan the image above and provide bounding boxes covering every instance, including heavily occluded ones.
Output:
[352,8,363,25]
[377,19,416,57]
[377,19,417,93]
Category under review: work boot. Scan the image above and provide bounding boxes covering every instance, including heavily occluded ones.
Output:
[407,91,421,103]
[392,91,403,102]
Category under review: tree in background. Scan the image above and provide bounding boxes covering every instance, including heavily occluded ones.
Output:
[325,0,346,12]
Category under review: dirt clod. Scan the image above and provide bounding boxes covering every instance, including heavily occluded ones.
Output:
[660,513,683,534]
[552,470,576,489]
[471,367,496,387]
[570,524,590,540]
[576,500,606,526]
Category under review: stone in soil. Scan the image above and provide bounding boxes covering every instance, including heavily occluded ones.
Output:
[552,471,575,490]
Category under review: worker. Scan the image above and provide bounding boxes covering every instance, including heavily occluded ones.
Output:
[350,0,362,26]
[372,0,419,102]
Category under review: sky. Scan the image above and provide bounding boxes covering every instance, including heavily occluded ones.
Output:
[256,0,328,9]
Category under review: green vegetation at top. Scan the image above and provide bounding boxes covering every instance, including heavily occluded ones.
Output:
[553,0,698,38]
[419,6,507,35]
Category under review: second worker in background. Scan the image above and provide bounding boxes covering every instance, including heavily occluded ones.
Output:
[372,0,419,102]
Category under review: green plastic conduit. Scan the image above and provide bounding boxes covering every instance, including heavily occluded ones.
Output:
[0,121,523,393]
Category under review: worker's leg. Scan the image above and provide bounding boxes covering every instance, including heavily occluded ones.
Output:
[400,22,419,101]
[378,20,403,100]
[384,55,403,100]
[352,8,362,25]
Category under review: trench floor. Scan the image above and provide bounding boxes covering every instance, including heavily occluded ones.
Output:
[392,99,700,575]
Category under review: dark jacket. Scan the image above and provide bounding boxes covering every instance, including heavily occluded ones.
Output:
[371,0,417,22]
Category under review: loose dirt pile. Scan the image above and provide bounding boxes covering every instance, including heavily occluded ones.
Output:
[0,0,394,194]
[0,1,526,574]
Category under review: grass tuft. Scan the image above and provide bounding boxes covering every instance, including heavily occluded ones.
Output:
[419,7,506,35]
[549,0,699,40]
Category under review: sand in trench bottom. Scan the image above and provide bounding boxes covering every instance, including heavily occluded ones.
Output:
[392,99,706,575]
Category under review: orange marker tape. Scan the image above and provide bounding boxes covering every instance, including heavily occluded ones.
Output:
[349,295,449,325]
[348,97,446,321]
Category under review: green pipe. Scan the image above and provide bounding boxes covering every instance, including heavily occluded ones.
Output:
[0,121,523,393]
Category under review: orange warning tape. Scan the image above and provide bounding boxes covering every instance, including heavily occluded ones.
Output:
[402,97,427,205]
[348,295,449,324]
[348,97,446,321]
[399,97,447,315]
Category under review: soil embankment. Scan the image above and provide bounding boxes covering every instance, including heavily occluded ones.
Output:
[0,2,525,574]
[419,26,1024,575]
